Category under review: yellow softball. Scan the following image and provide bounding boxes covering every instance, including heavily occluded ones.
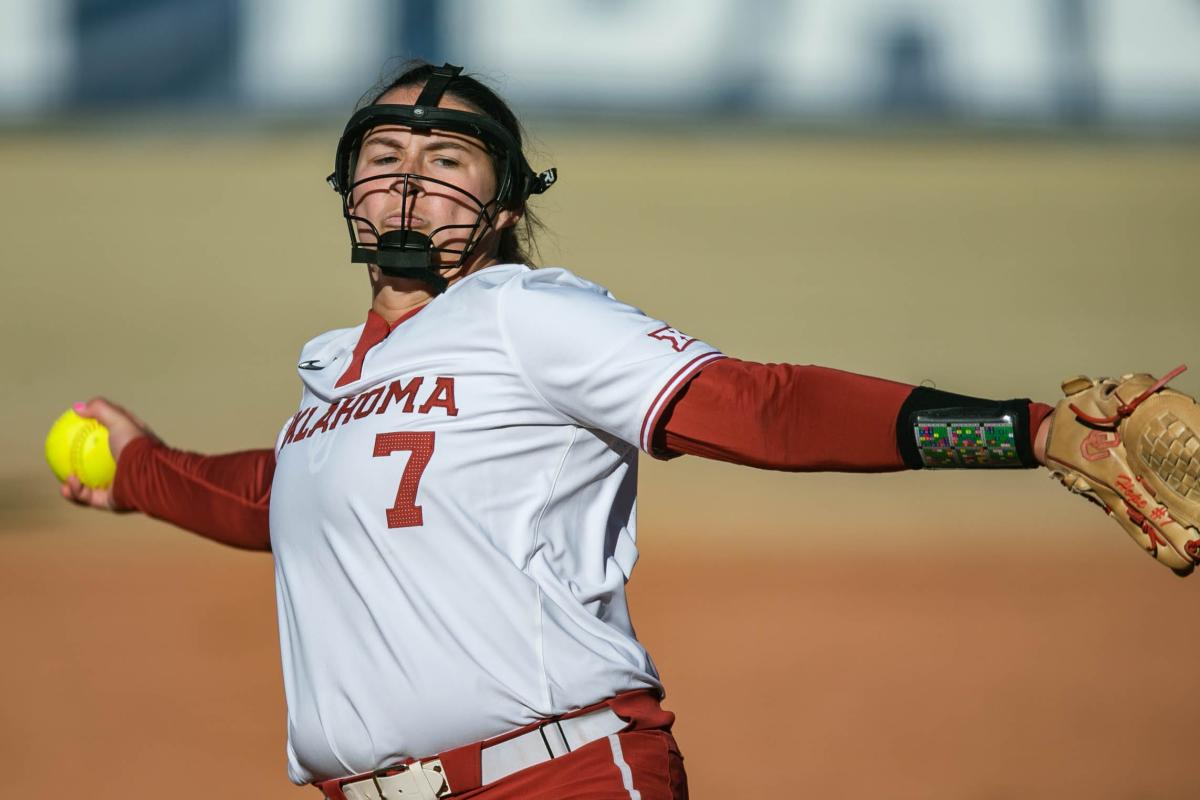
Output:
[45,408,117,489]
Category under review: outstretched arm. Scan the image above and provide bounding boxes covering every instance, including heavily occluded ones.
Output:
[655,358,1053,471]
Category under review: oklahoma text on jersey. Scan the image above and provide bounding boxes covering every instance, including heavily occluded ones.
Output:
[280,376,459,448]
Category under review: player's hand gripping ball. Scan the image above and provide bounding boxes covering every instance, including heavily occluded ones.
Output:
[45,409,118,489]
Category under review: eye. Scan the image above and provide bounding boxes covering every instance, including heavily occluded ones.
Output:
[372,155,399,165]
[432,157,460,168]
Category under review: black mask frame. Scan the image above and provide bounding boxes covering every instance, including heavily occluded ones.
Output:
[327,64,557,291]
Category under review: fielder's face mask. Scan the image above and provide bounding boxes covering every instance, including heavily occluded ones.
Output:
[327,64,557,292]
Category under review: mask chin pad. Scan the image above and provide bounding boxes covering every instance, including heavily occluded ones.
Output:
[349,230,433,268]
[377,230,432,265]
[350,231,449,291]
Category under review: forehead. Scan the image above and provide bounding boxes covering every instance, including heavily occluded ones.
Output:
[376,84,478,114]
[364,85,488,151]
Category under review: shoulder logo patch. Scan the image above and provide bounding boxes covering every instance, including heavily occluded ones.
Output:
[298,359,326,370]
[648,326,697,352]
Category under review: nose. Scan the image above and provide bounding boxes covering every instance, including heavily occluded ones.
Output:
[389,168,413,191]
[389,171,424,196]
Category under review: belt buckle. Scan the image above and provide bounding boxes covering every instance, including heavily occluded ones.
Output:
[367,758,450,800]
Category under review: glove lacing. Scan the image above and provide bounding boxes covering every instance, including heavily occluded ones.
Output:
[1068,364,1188,426]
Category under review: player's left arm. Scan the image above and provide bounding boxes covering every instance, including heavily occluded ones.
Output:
[657,359,1200,576]
[654,358,1053,471]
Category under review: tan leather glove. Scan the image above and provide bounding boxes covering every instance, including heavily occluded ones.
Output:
[1045,366,1200,576]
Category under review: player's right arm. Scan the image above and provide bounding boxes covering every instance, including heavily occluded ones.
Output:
[59,398,157,510]
[61,398,274,551]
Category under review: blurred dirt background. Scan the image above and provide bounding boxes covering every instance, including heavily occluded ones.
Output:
[1,129,1198,797]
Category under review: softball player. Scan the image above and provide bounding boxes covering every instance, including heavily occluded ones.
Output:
[62,62,1129,799]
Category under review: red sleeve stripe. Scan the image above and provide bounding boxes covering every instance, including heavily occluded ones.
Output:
[638,352,727,453]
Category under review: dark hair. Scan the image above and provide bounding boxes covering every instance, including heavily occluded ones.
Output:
[362,61,545,266]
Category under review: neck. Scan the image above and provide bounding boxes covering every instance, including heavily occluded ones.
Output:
[370,281,434,324]
[368,255,498,325]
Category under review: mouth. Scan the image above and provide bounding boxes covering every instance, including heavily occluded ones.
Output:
[383,213,426,231]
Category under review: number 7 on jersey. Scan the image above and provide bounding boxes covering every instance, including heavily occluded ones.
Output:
[373,431,435,528]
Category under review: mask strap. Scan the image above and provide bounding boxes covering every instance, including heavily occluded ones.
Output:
[415,63,463,108]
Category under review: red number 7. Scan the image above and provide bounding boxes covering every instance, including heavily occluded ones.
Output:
[372,431,435,528]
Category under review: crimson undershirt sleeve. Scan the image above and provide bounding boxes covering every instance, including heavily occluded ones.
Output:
[656,357,1053,472]
[111,436,275,550]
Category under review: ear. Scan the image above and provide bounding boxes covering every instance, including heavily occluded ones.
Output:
[494,204,524,232]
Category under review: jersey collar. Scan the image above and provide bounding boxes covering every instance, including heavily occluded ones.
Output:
[334,305,427,389]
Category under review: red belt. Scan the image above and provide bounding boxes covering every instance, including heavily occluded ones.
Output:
[314,690,670,799]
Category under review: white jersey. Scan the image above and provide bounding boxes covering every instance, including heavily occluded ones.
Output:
[269,264,723,783]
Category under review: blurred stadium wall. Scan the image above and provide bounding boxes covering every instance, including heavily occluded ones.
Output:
[2,0,1199,129]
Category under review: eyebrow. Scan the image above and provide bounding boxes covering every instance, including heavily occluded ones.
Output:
[362,134,473,154]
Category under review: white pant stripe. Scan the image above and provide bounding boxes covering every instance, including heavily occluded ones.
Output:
[607,733,642,800]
